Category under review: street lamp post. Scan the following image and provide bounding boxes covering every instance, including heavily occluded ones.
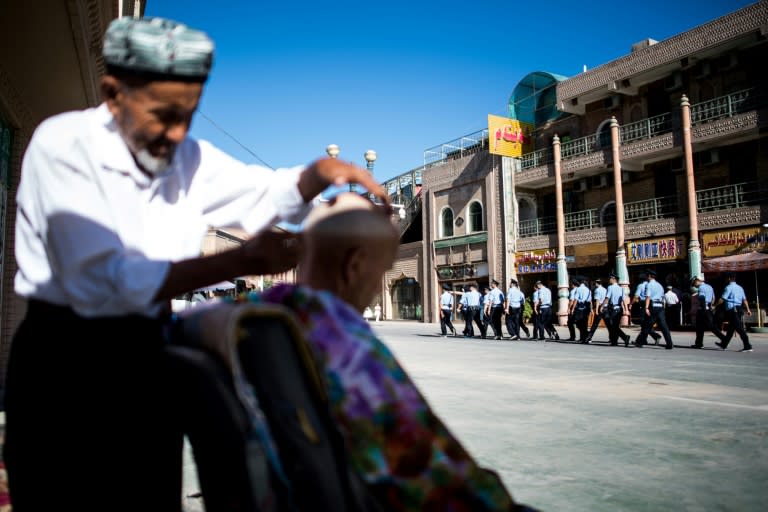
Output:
[325,144,340,159]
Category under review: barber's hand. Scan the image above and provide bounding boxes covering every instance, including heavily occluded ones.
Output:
[241,228,301,275]
[298,157,389,205]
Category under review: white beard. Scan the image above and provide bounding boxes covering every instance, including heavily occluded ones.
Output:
[135,148,172,176]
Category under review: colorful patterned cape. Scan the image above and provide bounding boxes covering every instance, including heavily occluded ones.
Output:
[232,284,533,511]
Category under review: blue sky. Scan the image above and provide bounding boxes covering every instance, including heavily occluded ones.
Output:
[145,0,755,183]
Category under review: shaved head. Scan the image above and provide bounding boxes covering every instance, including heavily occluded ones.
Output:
[299,193,399,311]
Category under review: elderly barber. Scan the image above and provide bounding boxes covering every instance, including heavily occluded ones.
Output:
[4,16,386,511]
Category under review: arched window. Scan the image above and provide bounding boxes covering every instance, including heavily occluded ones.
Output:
[468,201,483,232]
[440,207,454,238]
[600,201,617,227]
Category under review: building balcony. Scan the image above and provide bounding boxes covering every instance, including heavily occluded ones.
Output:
[516,88,766,188]
[518,181,766,243]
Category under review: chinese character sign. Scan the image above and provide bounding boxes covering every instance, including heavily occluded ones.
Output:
[626,237,686,265]
[488,114,534,157]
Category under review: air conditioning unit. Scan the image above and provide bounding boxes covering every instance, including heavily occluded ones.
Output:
[603,95,621,110]
[664,72,682,91]
[592,174,609,188]
[693,61,711,79]
[699,149,720,166]
[573,179,588,192]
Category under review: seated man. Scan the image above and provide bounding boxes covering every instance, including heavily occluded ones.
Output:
[241,193,535,511]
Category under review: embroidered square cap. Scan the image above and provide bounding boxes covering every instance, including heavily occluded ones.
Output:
[103,17,214,81]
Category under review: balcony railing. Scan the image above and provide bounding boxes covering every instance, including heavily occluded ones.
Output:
[423,129,489,165]
[624,195,679,223]
[620,112,673,143]
[520,147,553,170]
[690,88,757,125]
[696,181,765,211]
[560,133,599,159]
[519,216,556,237]
[565,209,599,231]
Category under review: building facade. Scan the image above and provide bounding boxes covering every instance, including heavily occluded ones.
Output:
[386,1,768,326]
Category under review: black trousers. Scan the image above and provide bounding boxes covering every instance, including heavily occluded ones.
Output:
[536,307,556,338]
[636,306,673,348]
[463,307,484,337]
[722,307,751,349]
[573,303,590,341]
[440,308,455,335]
[531,311,541,339]
[694,308,724,346]
[587,307,604,340]
[506,307,529,337]
[605,307,628,344]
[3,300,183,511]
[489,306,504,337]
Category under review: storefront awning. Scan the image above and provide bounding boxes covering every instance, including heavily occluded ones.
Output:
[701,251,768,272]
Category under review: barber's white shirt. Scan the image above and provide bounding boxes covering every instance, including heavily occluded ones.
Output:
[15,104,310,318]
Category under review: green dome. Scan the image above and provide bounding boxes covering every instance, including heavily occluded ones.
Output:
[509,71,569,126]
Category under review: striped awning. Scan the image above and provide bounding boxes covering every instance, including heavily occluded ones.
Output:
[701,251,768,272]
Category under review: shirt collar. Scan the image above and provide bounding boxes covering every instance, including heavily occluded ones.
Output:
[93,103,180,189]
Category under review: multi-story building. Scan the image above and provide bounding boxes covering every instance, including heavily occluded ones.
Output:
[385,1,768,326]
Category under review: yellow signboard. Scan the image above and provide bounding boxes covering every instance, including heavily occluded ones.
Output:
[488,114,534,157]
[702,227,767,257]
[626,237,686,265]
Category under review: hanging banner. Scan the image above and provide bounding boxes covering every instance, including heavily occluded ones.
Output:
[626,237,686,265]
[488,114,534,157]
[702,227,767,257]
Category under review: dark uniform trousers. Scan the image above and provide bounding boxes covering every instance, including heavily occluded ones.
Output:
[636,303,673,348]
[586,305,604,340]
[440,308,455,335]
[604,305,629,345]
[536,306,556,339]
[721,306,752,350]
[506,306,529,338]
[694,307,724,346]
[463,306,485,337]
[489,305,504,338]
[573,302,591,341]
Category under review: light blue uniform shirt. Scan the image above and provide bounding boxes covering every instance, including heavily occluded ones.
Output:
[721,282,747,310]
[465,290,481,307]
[507,287,525,308]
[635,282,648,300]
[489,288,504,306]
[646,280,665,305]
[569,287,577,301]
[593,285,607,303]
[440,291,453,309]
[576,283,591,303]
[697,282,715,307]
[538,287,552,306]
[606,283,624,306]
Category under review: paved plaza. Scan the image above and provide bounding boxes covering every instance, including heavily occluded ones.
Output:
[370,321,768,512]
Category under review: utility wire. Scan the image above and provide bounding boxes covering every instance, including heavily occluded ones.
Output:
[197,110,275,170]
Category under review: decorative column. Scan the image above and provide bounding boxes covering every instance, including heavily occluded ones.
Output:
[501,156,519,282]
[610,117,631,325]
[681,95,702,279]
[553,134,569,325]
